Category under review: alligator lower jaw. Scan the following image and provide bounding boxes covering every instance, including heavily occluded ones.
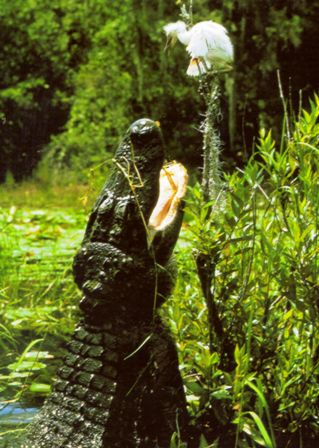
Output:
[148,161,188,232]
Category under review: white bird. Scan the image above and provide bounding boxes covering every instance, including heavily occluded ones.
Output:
[163,20,233,76]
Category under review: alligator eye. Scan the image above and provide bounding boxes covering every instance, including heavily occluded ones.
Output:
[148,161,188,232]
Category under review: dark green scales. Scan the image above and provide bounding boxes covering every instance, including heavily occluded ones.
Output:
[22,119,191,447]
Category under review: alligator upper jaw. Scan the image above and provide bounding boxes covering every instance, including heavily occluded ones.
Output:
[148,161,188,240]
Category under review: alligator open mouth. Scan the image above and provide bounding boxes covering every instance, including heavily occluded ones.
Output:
[148,161,188,232]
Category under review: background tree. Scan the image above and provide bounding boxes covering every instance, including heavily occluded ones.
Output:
[1,0,319,181]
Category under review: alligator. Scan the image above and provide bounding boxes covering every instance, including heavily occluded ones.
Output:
[22,119,191,448]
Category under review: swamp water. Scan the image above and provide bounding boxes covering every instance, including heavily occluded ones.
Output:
[0,402,39,447]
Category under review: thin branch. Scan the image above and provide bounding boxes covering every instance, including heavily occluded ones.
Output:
[277,69,291,140]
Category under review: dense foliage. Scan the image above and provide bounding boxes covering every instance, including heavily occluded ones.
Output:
[168,97,319,446]
[1,0,319,180]
[1,98,318,446]
[1,1,319,446]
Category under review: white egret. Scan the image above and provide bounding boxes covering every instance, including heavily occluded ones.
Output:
[163,20,233,76]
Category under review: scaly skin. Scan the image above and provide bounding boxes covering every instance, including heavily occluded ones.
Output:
[22,119,190,448]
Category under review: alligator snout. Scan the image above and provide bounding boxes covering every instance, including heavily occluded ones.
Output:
[129,117,160,135]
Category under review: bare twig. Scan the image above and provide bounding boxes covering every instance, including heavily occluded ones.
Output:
[277,69,291,140]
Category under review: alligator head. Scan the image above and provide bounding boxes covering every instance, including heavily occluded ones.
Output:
[72,118,189,321]
[23,119,192,448]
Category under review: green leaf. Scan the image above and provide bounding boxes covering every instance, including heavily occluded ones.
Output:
[185,381,205,395]
[246,412,274,448]
[211,388,231,400]
[29,383,51,394]
[199,434,210,447]
[8,360,46,372]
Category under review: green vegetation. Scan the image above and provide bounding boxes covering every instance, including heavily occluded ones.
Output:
[1,98,318,446]
[166,97,319,446]
[0,202,84,403]
[1,1,319,446]
[1,0,319,180]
